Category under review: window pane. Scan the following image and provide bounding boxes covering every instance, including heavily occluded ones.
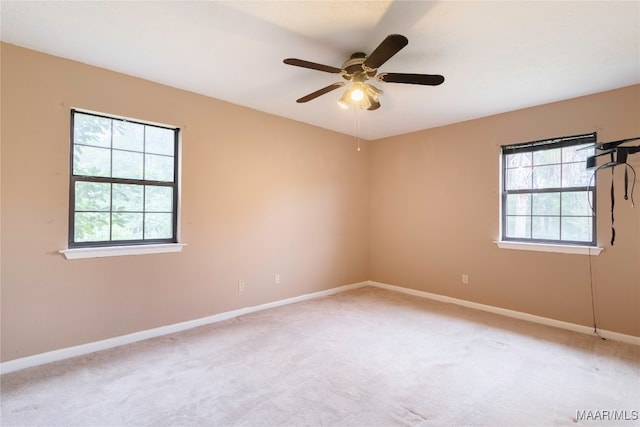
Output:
[145,154,174,182]
[145,213,173,239]
[562,163,592,188]
[506,194,531,215]
[145,126,175,155]
[74,113,111,148]
[73,145,111,177]
[533,148,560,165]
[562,144,592,163]
[506,216,531,238]
[113,121,144,152]
[112,150,144,180]
[74,212,110,242]
[562,217,592,242]
[506,152,532,168]
[533,165,561,189]
[113,184,143,212]
[145,186,173,212]
[532,216,560,240]
[506,167,532,190]
[112,213,143,240]
[562,192,593,216]
[532,192,560,215]
[75,182,111,211]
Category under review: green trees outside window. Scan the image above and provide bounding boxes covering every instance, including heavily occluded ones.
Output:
[502,134,596,246]
[70,110,179,247]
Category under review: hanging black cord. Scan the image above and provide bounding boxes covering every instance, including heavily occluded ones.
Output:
[588,247,605,340]
[587,162,614,213]
[624,166,629,201]
[610,154,616,246]
[624,163,636,207]
[584,147,637,339]
[587,161,637,244]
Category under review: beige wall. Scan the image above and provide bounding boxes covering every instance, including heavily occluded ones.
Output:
[1,44,370,362]
[1,44,638,363]
[369,85,640,336]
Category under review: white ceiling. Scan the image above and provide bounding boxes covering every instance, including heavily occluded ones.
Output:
[2,1,639,140]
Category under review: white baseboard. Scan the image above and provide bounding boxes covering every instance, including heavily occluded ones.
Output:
[0,281,369,375]
[368,281,640,346]
[3,279,637,375]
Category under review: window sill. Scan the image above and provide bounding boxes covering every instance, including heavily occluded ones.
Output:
[495,241,603,255]
[59,243,186,260]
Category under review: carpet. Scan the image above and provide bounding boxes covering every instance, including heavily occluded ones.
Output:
[1,286,638,426]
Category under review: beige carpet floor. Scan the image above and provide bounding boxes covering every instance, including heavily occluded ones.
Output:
[1,286,638,427]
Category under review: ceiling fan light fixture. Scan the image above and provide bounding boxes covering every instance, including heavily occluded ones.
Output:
[359,94,372,110]
[338,91,351,109]
[338,85,362,108]
[365,84,382,101]
[338,83,382,110]
[350,85,365,102]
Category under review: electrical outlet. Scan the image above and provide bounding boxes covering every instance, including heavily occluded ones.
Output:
[238,280,245,293]
[462,274,469,285]
[274,274,280,284]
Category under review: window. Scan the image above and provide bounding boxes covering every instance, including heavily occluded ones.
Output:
[501,133,596,246]
[69,110,179,248]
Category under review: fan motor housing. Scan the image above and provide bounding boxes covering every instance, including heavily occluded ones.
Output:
[342,52,376,80]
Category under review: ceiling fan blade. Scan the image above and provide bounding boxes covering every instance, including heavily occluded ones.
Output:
[284,58,343,74]
[362,34,408,70]
[378,73,445,86]
[296,82,345,103]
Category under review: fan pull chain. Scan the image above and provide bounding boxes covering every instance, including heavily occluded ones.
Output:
[353,105,360,151]
[353,105,361,151]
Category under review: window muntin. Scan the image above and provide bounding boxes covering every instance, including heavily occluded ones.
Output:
[501,133,596,246]
[70,110,179,247]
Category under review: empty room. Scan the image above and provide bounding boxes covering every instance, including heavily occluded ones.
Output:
[1,1,638,426]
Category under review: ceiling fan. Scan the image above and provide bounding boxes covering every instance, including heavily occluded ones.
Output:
[283,34,444,111]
